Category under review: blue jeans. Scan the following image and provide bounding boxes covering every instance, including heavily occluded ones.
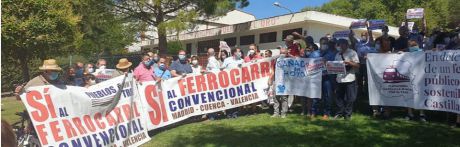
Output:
[321,75,334,116]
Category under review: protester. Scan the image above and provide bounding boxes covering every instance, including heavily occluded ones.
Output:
[148,52,160,68]
[206,48,221,72]
[222,48,244,118]
[83,74,96,88]
[305,36,319,51]
[74,62,85,86]
[85,63,95,74]
[285,35,301,57]
[134,55,156,82]
[375,26,396,53]
[349,27,375,99]
[170,50,193,77]
[219,50,229,63]
[394,26,410,52]
[408,39,423,52]
[65,67,76,86]
[264,49,273,58]
[291,32,307,51]
[301,40,321,118]
[154,57,172,80]
[318,37,338,120]
[96,59,107,70]
[244,44,262,62]
[190,56,203,74]
[271,47,289,118]
[112,58,132,77]
[334,39,360,120]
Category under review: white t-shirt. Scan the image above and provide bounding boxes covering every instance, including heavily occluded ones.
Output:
[191,65,202,74]
[206,56,221,72]
[335,48,360,83]
[222,57,243,69]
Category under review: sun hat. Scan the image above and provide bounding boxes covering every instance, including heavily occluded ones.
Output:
[38,59,62,71]
[116,58,132,69]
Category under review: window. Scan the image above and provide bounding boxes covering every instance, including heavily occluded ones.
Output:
[259,32,277,43]
[282,28,303,40]
[197,39,220,55]
[240,35,255,46]
[186,43,192,57]
[224,37,237,47]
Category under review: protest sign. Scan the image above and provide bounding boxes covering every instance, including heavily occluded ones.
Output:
[368,20,386,30]
[326,61,347,75]
[401,22,415,32]
[406,8,424,19]
[138,58,274,130]
[20,74,151,147]
[93,69,117,83]
[350,19,367,29]
[333,30,350,39]
[367,51,460,114]
[219,41,231,53]
[275,58,322,98]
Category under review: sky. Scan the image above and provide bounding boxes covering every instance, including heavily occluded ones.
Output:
[239,0,331,19]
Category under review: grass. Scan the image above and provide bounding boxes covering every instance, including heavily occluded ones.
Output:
[1,96,26,123]
[2,96,459,147]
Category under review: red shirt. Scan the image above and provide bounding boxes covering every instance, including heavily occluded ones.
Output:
[244,54,262,63]
[288,44,300,57]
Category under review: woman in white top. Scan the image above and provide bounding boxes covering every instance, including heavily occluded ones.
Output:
[190,56,203,74]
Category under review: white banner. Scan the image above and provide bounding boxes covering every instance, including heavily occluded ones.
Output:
[368,19,386,30]
[139,58,274,130]
[406,8,424,19]
[93,69,117,83]
[367,51,460,114]
[326,61,347,75]
[332,30,350,39]
[275,57,323,98]
[350,19,367,29]
[20,74,151,147]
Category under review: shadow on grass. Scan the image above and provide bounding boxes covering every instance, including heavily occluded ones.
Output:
[152,115,459,147]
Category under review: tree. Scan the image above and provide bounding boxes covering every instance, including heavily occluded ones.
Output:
[302,0,457,32]
[2,0,81,81]
[110,0,249,55]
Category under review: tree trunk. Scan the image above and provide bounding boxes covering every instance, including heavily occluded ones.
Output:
[18,49,30,81]
[158,29,168,55]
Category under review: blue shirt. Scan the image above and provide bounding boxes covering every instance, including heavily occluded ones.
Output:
[170,60,193,75]
[154,67,171,80]
[320,50,338,76]
[304,50,321,58]
[356,40,377,64]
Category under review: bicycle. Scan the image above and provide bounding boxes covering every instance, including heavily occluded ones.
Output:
[12,110,41,147]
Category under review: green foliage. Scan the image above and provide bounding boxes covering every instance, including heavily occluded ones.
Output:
[301,0,458,32]
[166,41,184,55]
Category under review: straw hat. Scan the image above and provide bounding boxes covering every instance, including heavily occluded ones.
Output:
[116,58,132,69]
[39,59,62,71]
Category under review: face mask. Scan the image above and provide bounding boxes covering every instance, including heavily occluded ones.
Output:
[153,57,159,63]
[409,47,420,52]
[248,50,255,55]
[192,60,198,65]
[144,61,151,66]
[305,51,312,56]
[279,54,286,58]
[48,72,59,80]
[375,44,381,51]
[90,80,96,85]
[159,64,166,70]
[99,65,106,70]
[178,55,186,60]
[320,45,328,51]
[235,53,242,59]
[87,68,94,73]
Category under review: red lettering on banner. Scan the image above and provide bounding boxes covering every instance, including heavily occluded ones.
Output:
[145,85,163,125]
[218,71,230,88]
[158,90,168,122]
[206,73,218,90]
[43,88,57,119]
[260,61,270,77]
[26,90,48,122]
[49,120,63,142]
[121,104,132,120]
[241,67,251,83]
[72,117,87,134]
[112,107,124,123]
[62,119,78,138]
[186,77,196,94]
[133,102,141,117]
[230,69,240,85]
[83,115,96,132]
[195,75,207,92]
[94,112,106,129]
[178,79,186,96]
[36,124,48,145]
[105,113,117,127]
[250,64,260,80]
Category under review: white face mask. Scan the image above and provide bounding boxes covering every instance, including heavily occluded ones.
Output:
[87,68,94,73]
[192,60,198,65]
[99,65,106,70]
[248,50,255,55]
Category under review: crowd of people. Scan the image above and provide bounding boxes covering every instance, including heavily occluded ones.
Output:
[13,23,460,130]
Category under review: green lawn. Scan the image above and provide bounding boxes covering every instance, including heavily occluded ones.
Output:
[2,97,459,147]
[143,113,460,147]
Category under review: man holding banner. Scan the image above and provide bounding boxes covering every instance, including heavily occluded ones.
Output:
[271,48,289,118]
[334,39,360,120]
